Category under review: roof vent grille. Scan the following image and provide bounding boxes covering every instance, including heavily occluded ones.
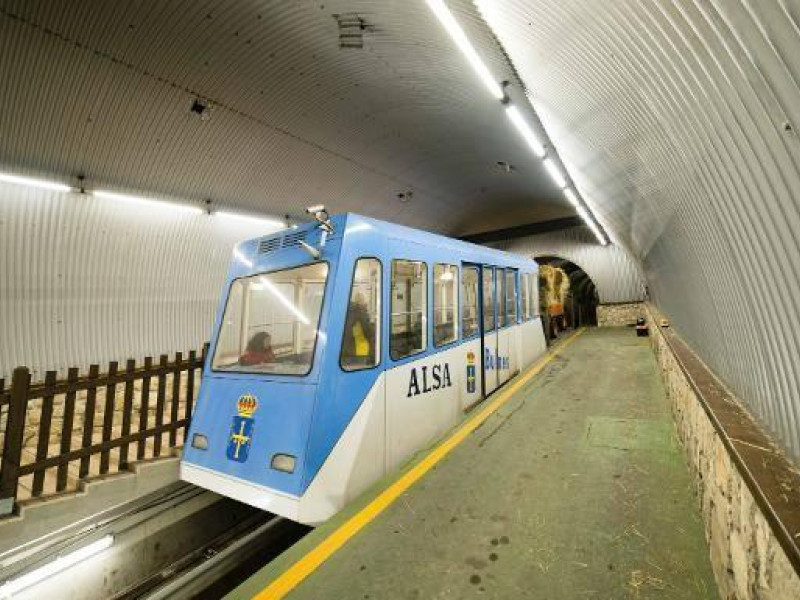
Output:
[282,231,306,248]
[258,238,281,254]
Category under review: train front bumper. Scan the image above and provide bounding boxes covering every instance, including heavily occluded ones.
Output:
[180,462,333,525]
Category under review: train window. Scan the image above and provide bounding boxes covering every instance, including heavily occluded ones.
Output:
[482,267,495,332]
[211,262,329,376]
[433,264,458,347]
[341,258,381,371]
[462,265,479,338]
[506,270,518,323]
[498,269,507,327]
[530,273,538,318]
[390,260,427,360]
[520,273,530,320]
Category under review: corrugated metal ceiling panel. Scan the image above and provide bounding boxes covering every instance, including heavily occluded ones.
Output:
[0,0,574,234]
[480,0,800,460]
[491,226,645,304]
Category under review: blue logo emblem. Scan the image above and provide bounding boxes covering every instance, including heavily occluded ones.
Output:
[227,394,258,463]
[466,351,476,394]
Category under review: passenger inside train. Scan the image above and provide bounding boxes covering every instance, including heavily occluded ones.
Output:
[239,332,276,366]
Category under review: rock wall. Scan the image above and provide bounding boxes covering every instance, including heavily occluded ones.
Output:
[596,302,644,327]
[647,307,800,600]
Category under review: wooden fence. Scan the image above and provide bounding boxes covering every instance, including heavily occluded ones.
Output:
[0,345,208,516]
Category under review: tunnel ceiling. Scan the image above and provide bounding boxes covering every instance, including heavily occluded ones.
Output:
[0,0,577,236]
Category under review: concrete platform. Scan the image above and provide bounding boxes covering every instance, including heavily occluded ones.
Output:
[231,328,718,600]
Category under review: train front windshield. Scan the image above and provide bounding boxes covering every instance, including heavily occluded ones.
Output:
[212,262,329,376]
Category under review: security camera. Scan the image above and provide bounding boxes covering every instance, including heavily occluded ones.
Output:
[306,204,333,233]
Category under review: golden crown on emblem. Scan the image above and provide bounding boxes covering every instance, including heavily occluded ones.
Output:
[237,393,258,417]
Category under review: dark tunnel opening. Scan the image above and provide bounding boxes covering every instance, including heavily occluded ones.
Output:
[535,255,599,342]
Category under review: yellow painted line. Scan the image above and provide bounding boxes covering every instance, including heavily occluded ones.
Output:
[253,328,586,600]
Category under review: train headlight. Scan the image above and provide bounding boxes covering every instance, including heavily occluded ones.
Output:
[191,433,208,450]
[271,453,296,473]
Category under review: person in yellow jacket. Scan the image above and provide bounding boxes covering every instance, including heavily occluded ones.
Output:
[342,292,375,367]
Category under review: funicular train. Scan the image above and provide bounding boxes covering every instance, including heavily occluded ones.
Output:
[181,210,546,524]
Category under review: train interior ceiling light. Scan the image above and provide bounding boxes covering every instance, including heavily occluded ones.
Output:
[426,0,608,246]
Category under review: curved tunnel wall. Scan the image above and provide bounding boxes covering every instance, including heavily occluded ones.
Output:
[480,0,800,461]
[492,226,645,304]
[0,182,270,381]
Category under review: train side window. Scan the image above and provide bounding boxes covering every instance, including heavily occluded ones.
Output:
[341,258,381,371]
[434,264,458,347]
[390,260,427,360]
[506,270,518,323]
[462,265,479,338]
[520,273,530,320]
[482,267,495,332]
[530,273,539,317]
[498,269,507,327]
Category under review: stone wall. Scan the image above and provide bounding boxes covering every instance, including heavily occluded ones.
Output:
[647,306,800,600]
[596,302,644,326]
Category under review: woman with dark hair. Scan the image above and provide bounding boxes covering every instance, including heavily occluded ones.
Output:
[239,332,276,366]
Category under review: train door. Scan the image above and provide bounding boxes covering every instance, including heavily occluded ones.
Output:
[481,265,500,396]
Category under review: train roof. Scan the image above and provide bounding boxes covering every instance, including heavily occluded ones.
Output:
[239,212,537,271]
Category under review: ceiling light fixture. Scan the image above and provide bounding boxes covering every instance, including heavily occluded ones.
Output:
[543,158,567,189]
[505,106,545,158]
[215,211,286,229]
[93,190,203,214]
[576,206,607,246]
[426,0,504,100]
[0,172,72,193]
[432,0,612,245]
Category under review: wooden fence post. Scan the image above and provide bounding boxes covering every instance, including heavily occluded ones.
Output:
[169,352,182,447]
[56,367,79,491]
[137,357,152,461]
[0,367,30,515]
[119,359,135,469]
[78,365,99,479]
[31,371,57,497]
[185,350,196,428]
[99,361,118,475]
[154,355,168,457]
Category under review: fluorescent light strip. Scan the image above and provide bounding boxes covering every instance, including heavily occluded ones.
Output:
[564,188,580,207]
[426,0,504,100]
[0,173,71,193]
[576,206,606,245]
[505,106,546,158]
[93,190,203,214]
[543,158,567,189]
[0,535,113,597]
[215,211,286,229]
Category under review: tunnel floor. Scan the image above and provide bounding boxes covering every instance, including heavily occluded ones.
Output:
[232,328,718,600]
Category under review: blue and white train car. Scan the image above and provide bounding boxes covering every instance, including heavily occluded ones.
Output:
[181,213,546,524]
